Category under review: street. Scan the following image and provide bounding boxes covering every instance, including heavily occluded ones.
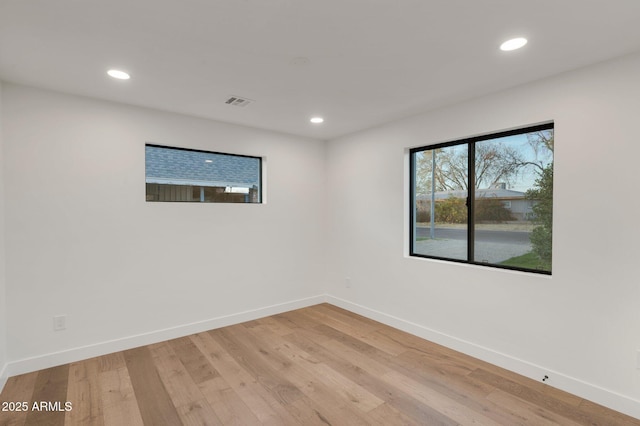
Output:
[415,226,531,245]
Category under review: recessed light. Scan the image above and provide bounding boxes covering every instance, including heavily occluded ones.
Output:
[500,37,528,51]
[310,117,324,124]
[107,69,130,80]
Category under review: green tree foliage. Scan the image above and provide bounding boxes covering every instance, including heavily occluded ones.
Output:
[526,163,553,268]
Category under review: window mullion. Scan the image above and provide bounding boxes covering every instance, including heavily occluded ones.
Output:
[467,142,476,262]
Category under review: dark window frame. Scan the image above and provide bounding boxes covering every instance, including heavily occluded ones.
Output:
[145,143,263,204]
[409,122,553,275]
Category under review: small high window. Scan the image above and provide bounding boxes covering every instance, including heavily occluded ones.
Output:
[410,123,554,274]
[145,144,262,203]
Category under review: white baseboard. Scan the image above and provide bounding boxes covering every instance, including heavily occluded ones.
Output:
[5,295,327,380]
[325,295,640,420]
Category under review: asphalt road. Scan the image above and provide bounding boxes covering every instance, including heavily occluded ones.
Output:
[416,226,531,245]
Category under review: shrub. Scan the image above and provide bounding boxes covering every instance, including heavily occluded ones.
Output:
[435,196,466,223]
[475,197,515,223]
[415,208,431,223]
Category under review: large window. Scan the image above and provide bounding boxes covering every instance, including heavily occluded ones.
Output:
[145,144,262,203]
[410,123,554,274]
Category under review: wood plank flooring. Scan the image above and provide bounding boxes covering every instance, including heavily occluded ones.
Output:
[1,304,638,425]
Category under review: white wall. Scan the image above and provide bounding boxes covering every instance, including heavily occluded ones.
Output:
[325,52,640,418]
[2,84,326,372]
[0,80,8,389]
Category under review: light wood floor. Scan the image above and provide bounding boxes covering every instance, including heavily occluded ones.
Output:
[1,304,638,425]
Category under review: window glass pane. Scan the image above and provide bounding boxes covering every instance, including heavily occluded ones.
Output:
[413,145,468,261]
[473,129,553,272]
[145,145,261,203]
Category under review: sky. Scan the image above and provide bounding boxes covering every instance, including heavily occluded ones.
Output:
[495,132,552,192]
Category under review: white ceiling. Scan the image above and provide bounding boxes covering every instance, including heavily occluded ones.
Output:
[1,0,640,140]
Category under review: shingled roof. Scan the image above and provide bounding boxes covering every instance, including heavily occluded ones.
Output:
[145,145,260,188]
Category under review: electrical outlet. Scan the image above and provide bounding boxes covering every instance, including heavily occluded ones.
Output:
[53,315,66,331]
[636,350,640,370]
[345,277,351,288]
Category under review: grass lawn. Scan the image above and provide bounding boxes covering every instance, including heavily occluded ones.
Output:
[500,251,550,271]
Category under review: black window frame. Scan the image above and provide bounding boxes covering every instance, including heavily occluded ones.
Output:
[409,122,553,275]
[145,143,263,204]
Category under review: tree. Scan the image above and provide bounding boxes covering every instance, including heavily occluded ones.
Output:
[526,163,553,268]
[523,130,554,269]
[415,130,554,195]
[415,141,527,194]
[507,131,554,174]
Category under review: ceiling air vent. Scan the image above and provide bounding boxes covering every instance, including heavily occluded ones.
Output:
[224,96,254,108]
